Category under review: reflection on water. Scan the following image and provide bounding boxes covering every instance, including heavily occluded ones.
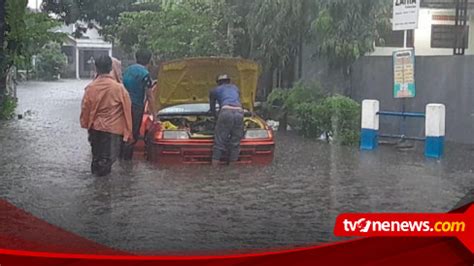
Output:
[0,80,472,253]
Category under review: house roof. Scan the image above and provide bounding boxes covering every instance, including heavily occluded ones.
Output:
[56,22,112,49]
[421,0,474,9]
[64,35,112,49]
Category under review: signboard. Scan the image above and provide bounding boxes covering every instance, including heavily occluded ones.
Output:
[393,0,421,31]
[393,49,416,98]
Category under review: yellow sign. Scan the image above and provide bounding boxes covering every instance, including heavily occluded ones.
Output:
[393,49,416,98]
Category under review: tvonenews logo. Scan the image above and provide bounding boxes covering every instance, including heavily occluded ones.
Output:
[342,218,466,234]
[333,207,474,253]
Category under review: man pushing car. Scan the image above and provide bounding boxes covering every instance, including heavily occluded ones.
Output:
[209,74,244,166]
[121,49,157,160]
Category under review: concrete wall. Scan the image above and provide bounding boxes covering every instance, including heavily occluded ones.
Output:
[422,0,474,9]
[301,45,347,94]
[351,55,474,144]
[371,8,474,56]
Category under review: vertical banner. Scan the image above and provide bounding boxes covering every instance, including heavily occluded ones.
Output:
[393,49,416,98]
[393,0,421,31]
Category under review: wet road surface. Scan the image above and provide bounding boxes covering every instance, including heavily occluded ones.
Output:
[0,80,473,254]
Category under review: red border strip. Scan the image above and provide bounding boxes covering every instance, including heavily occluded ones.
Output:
[1,238,471,265]
[0,200,472,265]
[0,239,361,261]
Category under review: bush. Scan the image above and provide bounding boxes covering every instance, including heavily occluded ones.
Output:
[264,81,325,121]
[36,43,67,80]
[264,82,360,145]
[295,102,326,139]
[296,95,361,145]
[264,88,290,120]
[0,96,18,120]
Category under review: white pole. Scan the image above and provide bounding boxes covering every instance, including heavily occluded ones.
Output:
[403,30,407,49]
[75,47,80,80]
[360,100,380,150]
[425,104,446,159]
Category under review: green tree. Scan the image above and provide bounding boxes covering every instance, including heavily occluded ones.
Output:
[42,0,152,26]
[111,0,233,60]
[1,0,27,119]
[4,0,27,64]
[0,0,7,108]
[42,0,162,37]
[36,43,67,81]
[20,12,65,77]
[311,0,391,91]
[247,0,317,89]
[244,0,319,130]
[203,0,254,58]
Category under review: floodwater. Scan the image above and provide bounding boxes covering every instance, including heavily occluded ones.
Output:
[0,80,473,254]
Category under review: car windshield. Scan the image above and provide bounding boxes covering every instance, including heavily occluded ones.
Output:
[159,104,249,115]
[158,104,210,115]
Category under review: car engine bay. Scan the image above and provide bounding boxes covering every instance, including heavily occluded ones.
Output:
[158,115,266,139]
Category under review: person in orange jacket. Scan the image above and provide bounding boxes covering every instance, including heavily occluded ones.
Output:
[80,55,133,176]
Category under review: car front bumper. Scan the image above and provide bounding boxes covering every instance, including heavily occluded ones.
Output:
[146,140,275,165]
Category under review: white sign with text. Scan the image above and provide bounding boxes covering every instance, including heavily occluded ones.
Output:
[393,0,420,31]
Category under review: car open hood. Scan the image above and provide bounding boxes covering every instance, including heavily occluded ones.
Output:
[155,58,261,112]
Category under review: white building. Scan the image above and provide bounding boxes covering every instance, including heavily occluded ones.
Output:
[55,23,113,79]
[371,0,474,56]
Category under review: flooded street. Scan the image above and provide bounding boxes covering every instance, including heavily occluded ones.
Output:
[0,80,473,254]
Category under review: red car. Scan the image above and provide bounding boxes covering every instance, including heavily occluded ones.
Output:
[139,57,275,165]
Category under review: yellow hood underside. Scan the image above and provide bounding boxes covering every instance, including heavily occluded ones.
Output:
[155,57,261,112]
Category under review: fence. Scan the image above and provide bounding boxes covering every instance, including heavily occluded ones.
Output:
[351,55,474,144]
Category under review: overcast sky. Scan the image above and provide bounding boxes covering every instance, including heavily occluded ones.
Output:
[28,0,43,10]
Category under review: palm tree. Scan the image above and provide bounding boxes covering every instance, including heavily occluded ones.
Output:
[246,0,318,131]
[247,0,317,90]
[312,0,391,95]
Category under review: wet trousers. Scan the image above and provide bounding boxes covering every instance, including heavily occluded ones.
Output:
[89,129,123,176]
[121,104,144,160]
[212,109,244,162]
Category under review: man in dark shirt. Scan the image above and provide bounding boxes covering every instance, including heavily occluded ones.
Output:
[121,49,156,160]
[209,74,244,166]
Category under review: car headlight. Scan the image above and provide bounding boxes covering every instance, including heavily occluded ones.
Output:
[163,130,189,140]
[245,129,269,139]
